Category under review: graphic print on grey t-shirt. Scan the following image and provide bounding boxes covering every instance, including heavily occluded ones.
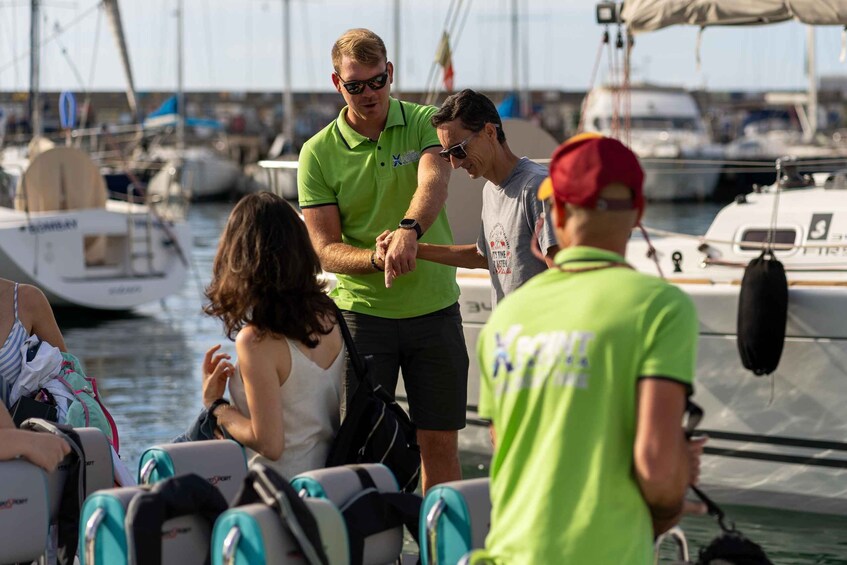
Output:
[488,223,513,275]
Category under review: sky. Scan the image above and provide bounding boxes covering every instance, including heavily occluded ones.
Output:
[0,0,845,95]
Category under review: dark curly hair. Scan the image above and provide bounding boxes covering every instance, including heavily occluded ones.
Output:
[431,89,506,144]
[204,192,335,347]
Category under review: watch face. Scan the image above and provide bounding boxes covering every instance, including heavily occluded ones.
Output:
[400,219,417,228]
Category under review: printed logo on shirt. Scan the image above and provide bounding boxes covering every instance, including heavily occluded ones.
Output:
[491,325,595,394]
[488,223,512,275]
[393,150,420,167]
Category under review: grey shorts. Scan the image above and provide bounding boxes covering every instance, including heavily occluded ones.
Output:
[341,303,469,431]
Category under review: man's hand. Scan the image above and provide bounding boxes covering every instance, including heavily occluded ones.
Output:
[653,435,709,537]
[375,230,393,261]
[384,228,418,288]
[687,435,707,486]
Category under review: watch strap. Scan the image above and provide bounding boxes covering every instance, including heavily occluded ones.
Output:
[399,219,423,239]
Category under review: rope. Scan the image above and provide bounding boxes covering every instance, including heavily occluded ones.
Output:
[624,32,632,148]
[78,4,102,134]
[424,0,467,105]
[0,1,101,76]
[766,184,782,253]
[577,30,609,133]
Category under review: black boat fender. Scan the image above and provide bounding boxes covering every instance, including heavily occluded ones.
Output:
[736,250,788,376]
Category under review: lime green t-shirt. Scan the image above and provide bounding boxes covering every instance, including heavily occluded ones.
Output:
[477,246,698,564]
[298,98,459,318]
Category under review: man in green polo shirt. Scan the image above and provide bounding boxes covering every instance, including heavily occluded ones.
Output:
[298,28,467,491]
[475,134,705,562]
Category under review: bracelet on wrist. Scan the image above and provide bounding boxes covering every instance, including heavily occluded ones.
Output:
[208,398,230,418]
[370,251,384,272]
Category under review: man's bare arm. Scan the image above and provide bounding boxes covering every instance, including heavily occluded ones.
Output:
[634,378,691,537]
[302,205,383,275]
[418,243,488,269]
[544,245,561,268]
[385,149,452,282]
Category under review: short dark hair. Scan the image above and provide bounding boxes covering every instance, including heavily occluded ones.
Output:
[431,89,506,144]
[204,192,335,347]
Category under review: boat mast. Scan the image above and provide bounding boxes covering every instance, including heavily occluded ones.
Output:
[806,25,818,142]
[281,0,293,149]
[102,0,139,122]
[510,0,519,115]
[176,0,185,151]
[393,0,401,97]
[29,0,42,137]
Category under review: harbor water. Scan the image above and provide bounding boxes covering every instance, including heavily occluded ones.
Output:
[55,200,847,564]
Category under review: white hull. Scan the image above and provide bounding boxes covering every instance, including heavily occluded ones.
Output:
[453,272,847,515]
[146,147,240,201]
[0,203,190,310]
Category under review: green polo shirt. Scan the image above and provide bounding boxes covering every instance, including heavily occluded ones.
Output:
[298,98,459,318]
[477,246,698,564]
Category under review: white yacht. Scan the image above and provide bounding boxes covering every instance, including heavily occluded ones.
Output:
[0,145,190,310]
[582,85,724,201]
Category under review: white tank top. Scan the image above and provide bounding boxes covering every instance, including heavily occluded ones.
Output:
[228,336,344,479]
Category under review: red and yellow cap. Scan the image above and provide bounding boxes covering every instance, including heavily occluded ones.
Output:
[538,133,645,219]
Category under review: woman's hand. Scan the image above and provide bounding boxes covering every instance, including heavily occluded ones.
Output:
[202,344,234,408]
[20,432,71,472]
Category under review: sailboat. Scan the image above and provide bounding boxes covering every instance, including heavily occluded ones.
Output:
[0,0,191,310]
[453,2,847,516]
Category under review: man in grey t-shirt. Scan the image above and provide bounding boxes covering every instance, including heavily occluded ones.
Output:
[378,89,558,306]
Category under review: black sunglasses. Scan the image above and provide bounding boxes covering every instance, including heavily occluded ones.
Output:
[336,65,390,95]
[439,131,480,162]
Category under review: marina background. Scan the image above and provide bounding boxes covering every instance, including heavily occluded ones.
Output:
[54,198,847,564]
[1,0,846,92]
[3,0,847,561]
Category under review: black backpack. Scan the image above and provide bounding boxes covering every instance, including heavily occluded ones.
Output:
[325,308,422,493]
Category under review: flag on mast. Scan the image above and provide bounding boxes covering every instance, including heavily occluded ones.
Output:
[435,31,455,91]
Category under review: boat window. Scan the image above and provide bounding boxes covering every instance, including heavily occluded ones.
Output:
[630,117,700,131]
[738,229,797,252]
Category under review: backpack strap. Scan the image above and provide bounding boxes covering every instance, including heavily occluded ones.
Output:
[341,465,422,565]
[232,463,329,565]
[126,473,229,565]
[334,305,370,388]
[19,418,85,565]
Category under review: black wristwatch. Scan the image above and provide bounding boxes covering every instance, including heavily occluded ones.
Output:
[398,218,423,240]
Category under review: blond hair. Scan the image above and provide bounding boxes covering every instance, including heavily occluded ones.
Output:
[331,28,387,72]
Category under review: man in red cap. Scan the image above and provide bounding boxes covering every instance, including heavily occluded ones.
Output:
[474,134,704,563]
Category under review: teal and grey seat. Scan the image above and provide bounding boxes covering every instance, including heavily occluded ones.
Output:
[420,478,491,565]
[138,440,247,503]
[0,459,51,564]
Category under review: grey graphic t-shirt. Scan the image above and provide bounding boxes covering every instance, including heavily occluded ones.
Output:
[476,157,556,305]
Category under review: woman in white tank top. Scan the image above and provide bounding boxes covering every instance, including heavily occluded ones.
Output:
[200,192,344,478]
